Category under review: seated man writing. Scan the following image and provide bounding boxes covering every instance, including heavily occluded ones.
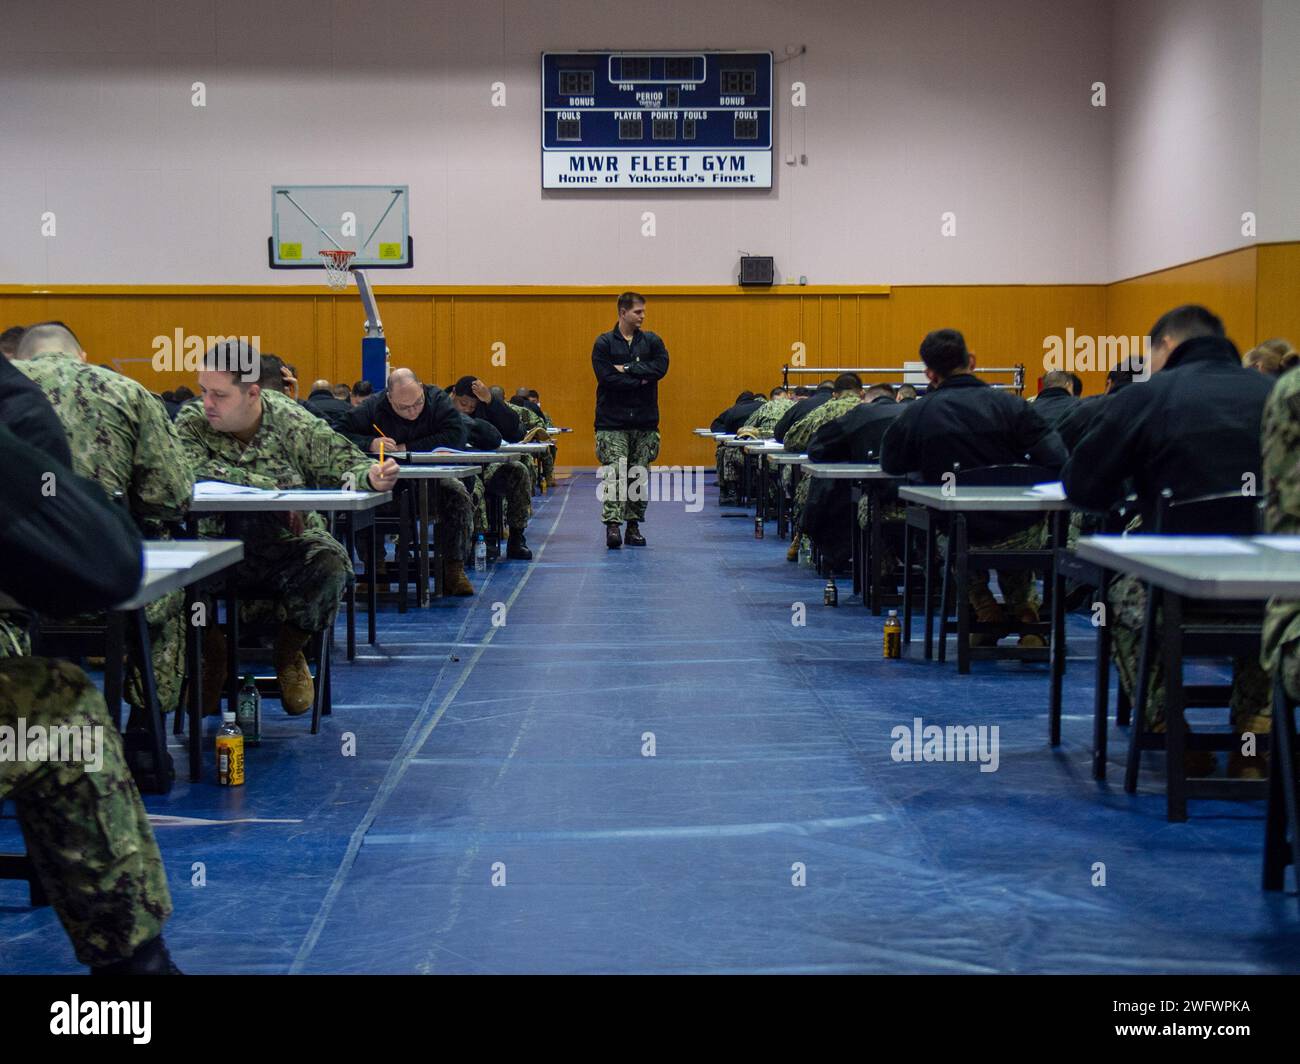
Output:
[882,329,1066,646]
[176,343,398,713]
[343,367,480,595]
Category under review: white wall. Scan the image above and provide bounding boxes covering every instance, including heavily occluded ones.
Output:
[0,0,1113,286]
[1107,0,1265,280]
[1258,0,1300,243]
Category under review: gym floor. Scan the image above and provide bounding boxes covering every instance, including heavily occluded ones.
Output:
[3,472,1298,974]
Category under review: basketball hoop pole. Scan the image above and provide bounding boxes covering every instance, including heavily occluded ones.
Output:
[352,268,389,388]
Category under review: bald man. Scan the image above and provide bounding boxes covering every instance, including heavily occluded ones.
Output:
[13,322,194,745]
[303,377,353,430]
[344,368,479,595]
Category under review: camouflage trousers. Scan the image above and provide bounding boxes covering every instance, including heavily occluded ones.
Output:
[228,530,351,633]
[595,429,661,524]
[937,519,1047,615]
[1109,572,1271,730]
[473,460,533,533]
[857,495,908,572]
[720,444,748,493]
[435,475,474,562]
[0,657,172,967]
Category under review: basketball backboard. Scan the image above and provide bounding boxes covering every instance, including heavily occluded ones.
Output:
[269,184,412,270]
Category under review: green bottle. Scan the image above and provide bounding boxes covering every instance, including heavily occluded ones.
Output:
[236,673,261,746]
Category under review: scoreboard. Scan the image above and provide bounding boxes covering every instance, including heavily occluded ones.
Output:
[541,51,774,190]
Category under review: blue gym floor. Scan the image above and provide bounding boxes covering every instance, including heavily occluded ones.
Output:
[4,471,1299,974]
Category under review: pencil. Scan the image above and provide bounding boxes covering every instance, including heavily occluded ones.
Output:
[372,423,385,464]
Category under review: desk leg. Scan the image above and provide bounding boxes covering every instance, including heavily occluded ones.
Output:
[923,512,937,660]
[396,488,410,614]
[105,613,125,732]
[955,515,970,675]
[1263,678,1299,895]
[776,472,787,540]
[418,481,431,608]
[225,582,240,718]
[869,487,884,617]
[1164,592,1188,822]
[1093,570,1112,781]
[343,514,356,662]
[185,591,202,783]
[129,609,171,796]
[850,484,863,600]
[1049,545,1066,747]
[367,517,378,644]
[902,510,914,644]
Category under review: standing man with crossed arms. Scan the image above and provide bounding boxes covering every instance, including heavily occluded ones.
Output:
[592,291,669,549]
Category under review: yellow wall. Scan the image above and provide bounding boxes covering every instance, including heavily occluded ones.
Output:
[1105,247,1259,353]
[2,247,1292,467]
[0,283,1105,467]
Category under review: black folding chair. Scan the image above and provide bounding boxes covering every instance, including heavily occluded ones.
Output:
[934,464,1059,673]
[1123,489,1266,820]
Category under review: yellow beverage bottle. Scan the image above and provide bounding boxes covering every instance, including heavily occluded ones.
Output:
[216,708,245,786]
[883,609,902,659]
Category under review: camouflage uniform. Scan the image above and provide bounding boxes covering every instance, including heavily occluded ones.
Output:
[1110,571,1270,730]
[720,398,795,495]
[473,459,534,534]
[175,390,374,632]
[785,397,862,526]
[938,520,1049,615]
[1262,368,1300,704]
[596,429,660,524]
[0,656,172,967]
[510,402,556,488]
[15,353,192,714]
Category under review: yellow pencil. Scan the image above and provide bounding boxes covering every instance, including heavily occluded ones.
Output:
[372,423,385,463]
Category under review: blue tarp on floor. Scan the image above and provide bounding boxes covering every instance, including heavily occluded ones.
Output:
[3,472,1298,973]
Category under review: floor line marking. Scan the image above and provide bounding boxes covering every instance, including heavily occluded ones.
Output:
[289,481,573,973]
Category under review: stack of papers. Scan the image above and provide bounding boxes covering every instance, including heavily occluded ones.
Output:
[194,481,276,498]
[1026,482,1067,500]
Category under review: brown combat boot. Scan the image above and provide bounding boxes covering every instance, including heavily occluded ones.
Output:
[201,625,227,716]
[442,558,475,596]
[1016,607,1046,649]
[273,623,314,716]
[969,588,1005,648]
[786,538,800,562]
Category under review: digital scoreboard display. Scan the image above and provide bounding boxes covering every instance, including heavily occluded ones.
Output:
[541,51,774,189]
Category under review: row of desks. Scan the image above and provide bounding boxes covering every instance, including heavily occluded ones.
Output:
[91,442,565,787]
[701,427,1300,893]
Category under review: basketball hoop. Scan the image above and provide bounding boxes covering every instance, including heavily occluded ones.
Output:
[319,249,356,289]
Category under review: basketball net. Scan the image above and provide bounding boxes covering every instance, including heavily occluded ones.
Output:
[319,249,356,290]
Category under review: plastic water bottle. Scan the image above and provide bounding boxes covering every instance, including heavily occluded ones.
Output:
[474,533,487,572]
[883,610,902,659]
[216,709,245,786]
[236,672,261,747]
[798,535,812,567]
[823,577,838,607]
[754,515,764,540]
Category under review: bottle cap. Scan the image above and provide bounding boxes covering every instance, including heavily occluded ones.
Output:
[222,708,236,723]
